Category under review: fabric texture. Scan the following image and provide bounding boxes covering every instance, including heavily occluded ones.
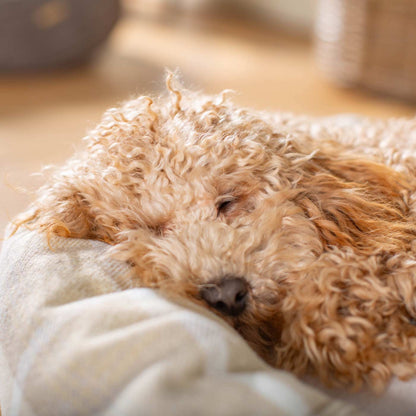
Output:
[0,227,363,416]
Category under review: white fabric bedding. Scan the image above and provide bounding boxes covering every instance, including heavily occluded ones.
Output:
[312,378,416,416]
[0,227,364,416]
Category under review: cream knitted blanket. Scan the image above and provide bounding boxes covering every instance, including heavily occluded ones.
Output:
[0,228,363,416]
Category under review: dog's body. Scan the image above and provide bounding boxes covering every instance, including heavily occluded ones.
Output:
[16,80,416,392]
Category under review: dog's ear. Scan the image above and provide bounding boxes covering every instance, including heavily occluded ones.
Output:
[294,155,415,254]
[14,96,160,244]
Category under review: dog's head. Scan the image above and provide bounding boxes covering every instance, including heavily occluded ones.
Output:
[20,82,416,390]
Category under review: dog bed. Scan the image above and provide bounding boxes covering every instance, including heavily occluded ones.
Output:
[0,227,362,416]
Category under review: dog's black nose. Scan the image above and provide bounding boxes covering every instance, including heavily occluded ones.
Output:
[199,277,248,316]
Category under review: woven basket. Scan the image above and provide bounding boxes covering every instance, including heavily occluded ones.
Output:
[315,0,416,101]
[0,0,120,71]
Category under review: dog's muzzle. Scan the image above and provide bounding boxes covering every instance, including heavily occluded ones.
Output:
[199,277,248,316]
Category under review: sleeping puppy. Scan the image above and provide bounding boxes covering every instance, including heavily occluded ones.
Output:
[15,76,416,392]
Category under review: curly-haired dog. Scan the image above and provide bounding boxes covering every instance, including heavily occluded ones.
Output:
[15,77,416,393]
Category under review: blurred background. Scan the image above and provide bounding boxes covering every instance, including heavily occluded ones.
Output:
[1,0,416,237]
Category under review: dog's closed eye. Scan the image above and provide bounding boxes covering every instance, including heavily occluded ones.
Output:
[147,221,172,237]
[216,197,237,216]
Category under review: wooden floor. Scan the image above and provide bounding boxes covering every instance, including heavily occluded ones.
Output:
[1,12,416,238]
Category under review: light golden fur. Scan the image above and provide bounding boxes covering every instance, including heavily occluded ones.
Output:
[15,78,416,393]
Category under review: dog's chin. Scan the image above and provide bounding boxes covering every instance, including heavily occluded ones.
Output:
[190,282,284,366]
[233,314,282,366]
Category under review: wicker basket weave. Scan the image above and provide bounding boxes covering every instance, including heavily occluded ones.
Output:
[315,0,416,101]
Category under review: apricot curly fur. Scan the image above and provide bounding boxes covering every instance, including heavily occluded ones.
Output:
[14,78,416,393]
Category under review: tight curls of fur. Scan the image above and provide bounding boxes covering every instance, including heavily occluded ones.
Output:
[15,78,416,393]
